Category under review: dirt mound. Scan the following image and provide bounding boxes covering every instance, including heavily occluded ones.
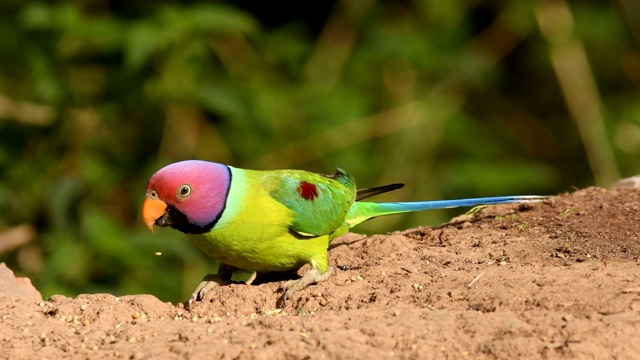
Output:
[2,187,640,359]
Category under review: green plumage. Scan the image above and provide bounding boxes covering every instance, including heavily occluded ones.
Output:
[144,160,546,303]
[183,167,386,286]
[268,168,356,236]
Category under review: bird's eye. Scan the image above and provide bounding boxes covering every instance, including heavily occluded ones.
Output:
[149,190,158,199]
[178,185,191,198]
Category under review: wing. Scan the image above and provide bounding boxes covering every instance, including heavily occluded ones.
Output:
[265,168,357,236]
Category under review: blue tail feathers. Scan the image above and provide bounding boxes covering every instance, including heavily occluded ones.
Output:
[346,195,548,228]
[375,195,548,212]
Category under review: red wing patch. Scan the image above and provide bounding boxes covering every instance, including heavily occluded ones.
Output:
[296,181,319,201]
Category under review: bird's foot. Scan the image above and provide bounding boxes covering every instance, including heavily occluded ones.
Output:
[282,266,336,302]
[186,274,231,309]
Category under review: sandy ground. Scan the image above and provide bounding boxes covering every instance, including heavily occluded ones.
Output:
[2,186,640,359]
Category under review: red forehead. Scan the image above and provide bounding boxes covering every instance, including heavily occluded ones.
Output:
[147,170,187,199]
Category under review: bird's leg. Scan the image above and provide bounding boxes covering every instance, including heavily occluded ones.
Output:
[187,262,233,307]
[187,263,259,309]
[230,269,258,284]
[188,274,230,305]
[282,264,336,301]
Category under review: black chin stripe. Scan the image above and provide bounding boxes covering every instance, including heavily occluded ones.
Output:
[161,205,213,234]
[155,166,233,235]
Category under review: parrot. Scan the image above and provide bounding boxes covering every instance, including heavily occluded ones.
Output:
[142,160,546,306]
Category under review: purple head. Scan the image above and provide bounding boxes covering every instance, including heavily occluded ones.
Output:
[143,160,231,233]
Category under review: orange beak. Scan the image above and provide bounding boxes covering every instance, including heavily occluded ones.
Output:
[142,198,168,232]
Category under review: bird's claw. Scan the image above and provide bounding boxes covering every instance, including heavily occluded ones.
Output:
[279,267,336,304]
[277,280,293,305]
[185,274,230,309]
[282,279,292,292]
[188,287,208,305]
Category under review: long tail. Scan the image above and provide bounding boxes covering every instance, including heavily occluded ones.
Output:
[346,195,548,228]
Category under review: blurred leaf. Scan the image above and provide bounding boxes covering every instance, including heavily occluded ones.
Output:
[126,21,162,70]
[185,3,258,34]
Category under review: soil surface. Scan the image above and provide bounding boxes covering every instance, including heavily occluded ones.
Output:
[2,186,640,359]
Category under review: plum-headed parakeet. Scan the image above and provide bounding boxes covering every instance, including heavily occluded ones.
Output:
[142,160,546,305]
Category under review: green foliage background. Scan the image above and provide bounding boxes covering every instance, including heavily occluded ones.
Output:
[0,0,638,303]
